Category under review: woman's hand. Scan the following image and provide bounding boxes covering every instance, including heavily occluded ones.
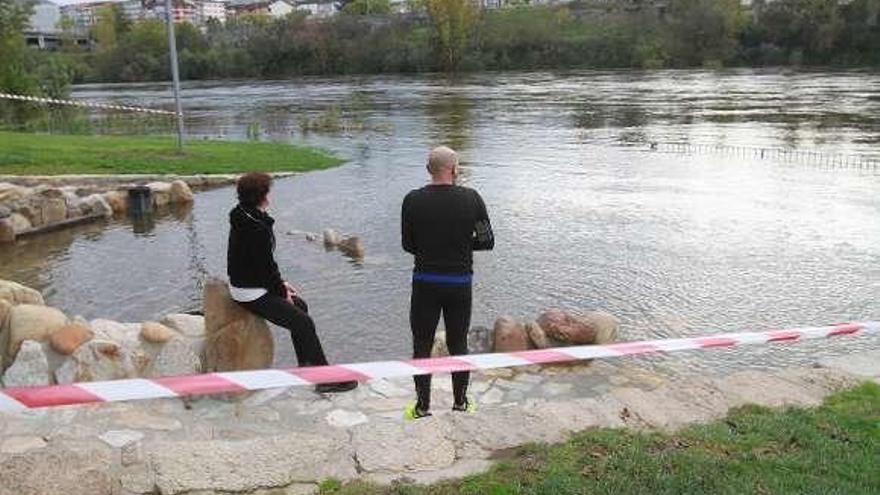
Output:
[284,281,299,302]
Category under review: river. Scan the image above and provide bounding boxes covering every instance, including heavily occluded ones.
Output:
[2,69,879,373]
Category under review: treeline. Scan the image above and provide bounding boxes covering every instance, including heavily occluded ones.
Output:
[6,0,880,88]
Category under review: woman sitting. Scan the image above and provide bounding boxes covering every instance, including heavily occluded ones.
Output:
[227,172,357,394]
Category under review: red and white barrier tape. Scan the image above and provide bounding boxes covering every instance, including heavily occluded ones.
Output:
[0,92,176,116]
[0,321,877,412]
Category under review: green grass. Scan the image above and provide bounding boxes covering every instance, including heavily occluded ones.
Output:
[0,132,343,175]
[323,383,880,495]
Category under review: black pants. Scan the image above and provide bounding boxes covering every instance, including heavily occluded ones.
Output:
[240,294,329,367]
[410,281,472,411]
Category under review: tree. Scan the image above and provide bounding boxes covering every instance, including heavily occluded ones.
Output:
[0,0,37,94]
[342,0,392,15]
[666,0,744,67]
[425,0,477,71]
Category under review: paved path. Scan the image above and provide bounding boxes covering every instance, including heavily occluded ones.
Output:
[1,349,878,495]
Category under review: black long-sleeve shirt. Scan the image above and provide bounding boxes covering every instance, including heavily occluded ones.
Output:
[401,184,494,274]
[227,204,286,298]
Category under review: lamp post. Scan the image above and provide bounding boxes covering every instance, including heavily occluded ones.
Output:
[164,0,185,152]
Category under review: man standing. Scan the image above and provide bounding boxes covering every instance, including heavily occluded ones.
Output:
[401,146,494,419]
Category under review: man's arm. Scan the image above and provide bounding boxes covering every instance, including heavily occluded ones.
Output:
[473,190,494,251]
[401,194,416,255]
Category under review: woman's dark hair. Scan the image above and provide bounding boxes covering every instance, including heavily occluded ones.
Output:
[237,172,273,207]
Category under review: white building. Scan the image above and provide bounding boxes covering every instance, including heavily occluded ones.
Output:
[227,0,295,18]
[294,0,335,17]
[120,0,148,21]
[28,0,62,33]
[199,0,227,22]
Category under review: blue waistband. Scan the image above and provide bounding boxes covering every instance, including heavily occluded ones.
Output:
[412,272,473,285]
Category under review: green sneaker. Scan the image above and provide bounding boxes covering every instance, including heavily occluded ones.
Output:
[452,398,476,413]
[403,403,432,421]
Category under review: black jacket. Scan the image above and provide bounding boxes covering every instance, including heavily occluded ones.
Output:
[401,184,494,274]
[227,204,286,298]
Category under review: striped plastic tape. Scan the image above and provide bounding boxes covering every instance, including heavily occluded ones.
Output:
[0,92,176,116]
[0,321,877,412]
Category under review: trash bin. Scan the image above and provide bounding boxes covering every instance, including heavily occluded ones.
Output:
[128,186,153,216]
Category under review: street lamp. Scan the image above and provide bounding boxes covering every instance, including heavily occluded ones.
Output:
[164,0,185,152]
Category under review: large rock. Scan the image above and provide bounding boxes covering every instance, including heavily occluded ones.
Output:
[322,228,342,247]
[83,194,113,218]
[49,323,93,355]
[202,278,273,372]
[7,213,31,233]
[6,304,67,361]
[89,319,153,375]
[55,339,137,384]
[146,338,200,378]
[338,236,364,259]
[41,198,67,224]
[102,190,128,214]
[524,321,551,349]
[147,182,172,207]
[0,280,44,306]
[15,203,42,227]
[160,313,205,338]
[169,180,194,203]
[493,316,531,352]
[141,321,175,343]
[2,340,50,387]
[431,331,448,357]
[537,309,618,345]
[0,443,114,495]
[467,326,494,354]
[0,183,30,203]
[147,432,355,494]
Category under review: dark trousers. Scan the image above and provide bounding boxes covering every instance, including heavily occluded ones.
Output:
[240,294,329,367]
[410,281,472,410]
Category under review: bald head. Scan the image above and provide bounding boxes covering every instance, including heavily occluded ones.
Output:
[427,146,459,177]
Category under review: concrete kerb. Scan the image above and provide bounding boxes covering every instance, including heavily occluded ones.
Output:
[0,348,878,495]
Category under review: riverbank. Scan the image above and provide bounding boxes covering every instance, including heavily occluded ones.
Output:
[0,132,342,175]
[1,344,877,494]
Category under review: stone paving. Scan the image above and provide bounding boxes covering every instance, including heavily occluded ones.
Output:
[1,350,878,495]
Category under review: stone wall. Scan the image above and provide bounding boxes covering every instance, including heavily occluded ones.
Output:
[0,180,194,243]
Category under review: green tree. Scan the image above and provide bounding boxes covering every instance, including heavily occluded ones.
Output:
[342,0,392,15]
[666,0,744,67]
[0,0,37,94]
[425,0,477,71]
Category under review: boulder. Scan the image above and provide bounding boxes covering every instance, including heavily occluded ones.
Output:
[146,338,201,378]
[41,197,67,224]
[169,180,194,203]
[202,278,273,372]
[322,228,342,247]
[0,300,11,369]
[147,182,172,207]
[83,194,113,218]
[160,313,206,338]
[7,213,31,233]
[49,323,93,355]
[493,316,531,352]
[0,183,30,203]
[0,443,115,495]
[0,205,9,218]
[15,203,42,227]
[55,339,137,384]
[63,192,86,218]
[537,309,619,345]
[141,321,175,343]
[6,304,67,361]
[525,321,551,349]
[89,319,153,375]
[467,325,494,354]
[2,340,51,387]
[338,236,364,259]
[37,187,65,199]
[0,219,14,243]
[102,190,128,214]
[0,280,44,306]
[431,331,448,357]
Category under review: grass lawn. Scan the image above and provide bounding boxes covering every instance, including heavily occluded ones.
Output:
[323,382,880,495]
[0,132,343,175]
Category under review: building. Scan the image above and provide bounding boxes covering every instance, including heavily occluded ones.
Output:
[144,0,200,23]
[28,0,62,33]
[227,0,295,18]
[199,0,227,22]
[294,0,336,17]
[60,1,119,31]
[120,0,148,21]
